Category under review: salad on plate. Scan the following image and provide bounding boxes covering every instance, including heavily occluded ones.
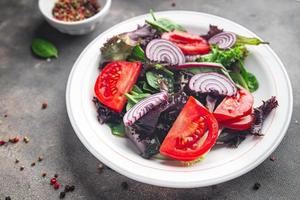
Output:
[92,11,278,163]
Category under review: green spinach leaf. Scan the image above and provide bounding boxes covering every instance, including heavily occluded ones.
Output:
[146,70,175,92]
[31,38,58,58]
[146,10,186,33]
[146,18,186,33]
[246,72,259,92]
[107,123,126,137]
[142,81,157,93]
[125,87,151,111]
[130,45,146,62]
[229,71,249,90]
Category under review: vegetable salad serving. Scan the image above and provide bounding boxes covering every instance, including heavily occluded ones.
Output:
[93,11,278,163]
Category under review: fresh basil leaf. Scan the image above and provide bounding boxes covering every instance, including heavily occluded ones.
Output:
[146,70,175,92]
[31,38,58,58]
[146,18,186,33]
[100,36,133,62]
[107,123,126,137]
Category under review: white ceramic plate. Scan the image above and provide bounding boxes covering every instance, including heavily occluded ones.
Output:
[66,11,293,188]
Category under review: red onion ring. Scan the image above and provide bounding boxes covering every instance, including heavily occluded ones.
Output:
[208,32,237,49]
[146,39,185,65]
[189,72,237,96]
[123,91,168,126]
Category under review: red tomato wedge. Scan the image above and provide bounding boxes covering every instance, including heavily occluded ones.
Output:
[160,96,219,161]
[94,61,141,112]
[162,31,211,55]
[214,88,254,122]
[221,114,253,131]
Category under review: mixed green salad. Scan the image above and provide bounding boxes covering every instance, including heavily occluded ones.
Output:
[93,11,278,163]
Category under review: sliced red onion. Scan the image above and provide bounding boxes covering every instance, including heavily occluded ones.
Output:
[145,39,185,65]
[209,32,237,49]
[206,95,217,112]
[185,55,201,62]
[175,62,224,70]
[189,72,237,96]
[123,91,168,126]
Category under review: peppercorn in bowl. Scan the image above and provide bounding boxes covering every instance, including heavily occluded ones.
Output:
[38,0,111,35]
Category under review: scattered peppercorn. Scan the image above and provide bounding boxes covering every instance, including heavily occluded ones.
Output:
[23,136,30,143]
[20,166,25,171]
[0,140,6,146]
[9,136,19,143]
[41,102,48,109]
[59,191,66,199]
[50,178,57,185]
[97,163,104,173]
[38,156,43,162]
[171,2,176,7]
[69,185,75,192]
[54,182,60,190]
[270,155,276,161]
[5,196,11,200]
[42,172,47,177]
[31,162,36,167]
[121,181,128,190]
[15,159,19,164]
[253,182,261,190]
[54,174,59,178]
[64,185,71,192]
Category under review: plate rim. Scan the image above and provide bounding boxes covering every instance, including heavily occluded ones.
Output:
[66,10,293,188]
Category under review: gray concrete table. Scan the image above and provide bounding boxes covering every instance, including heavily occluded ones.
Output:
[0,0,299,199]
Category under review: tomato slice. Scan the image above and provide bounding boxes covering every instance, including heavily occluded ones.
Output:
[221,114,253,131]
[160,96,219,161]
[162,31,211,55]
[214,88,254,122]
[94,61,141,112]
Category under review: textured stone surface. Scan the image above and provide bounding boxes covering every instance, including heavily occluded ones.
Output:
[0,0,299,199]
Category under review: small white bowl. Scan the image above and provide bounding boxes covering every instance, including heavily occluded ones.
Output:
[39,0,111,35]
